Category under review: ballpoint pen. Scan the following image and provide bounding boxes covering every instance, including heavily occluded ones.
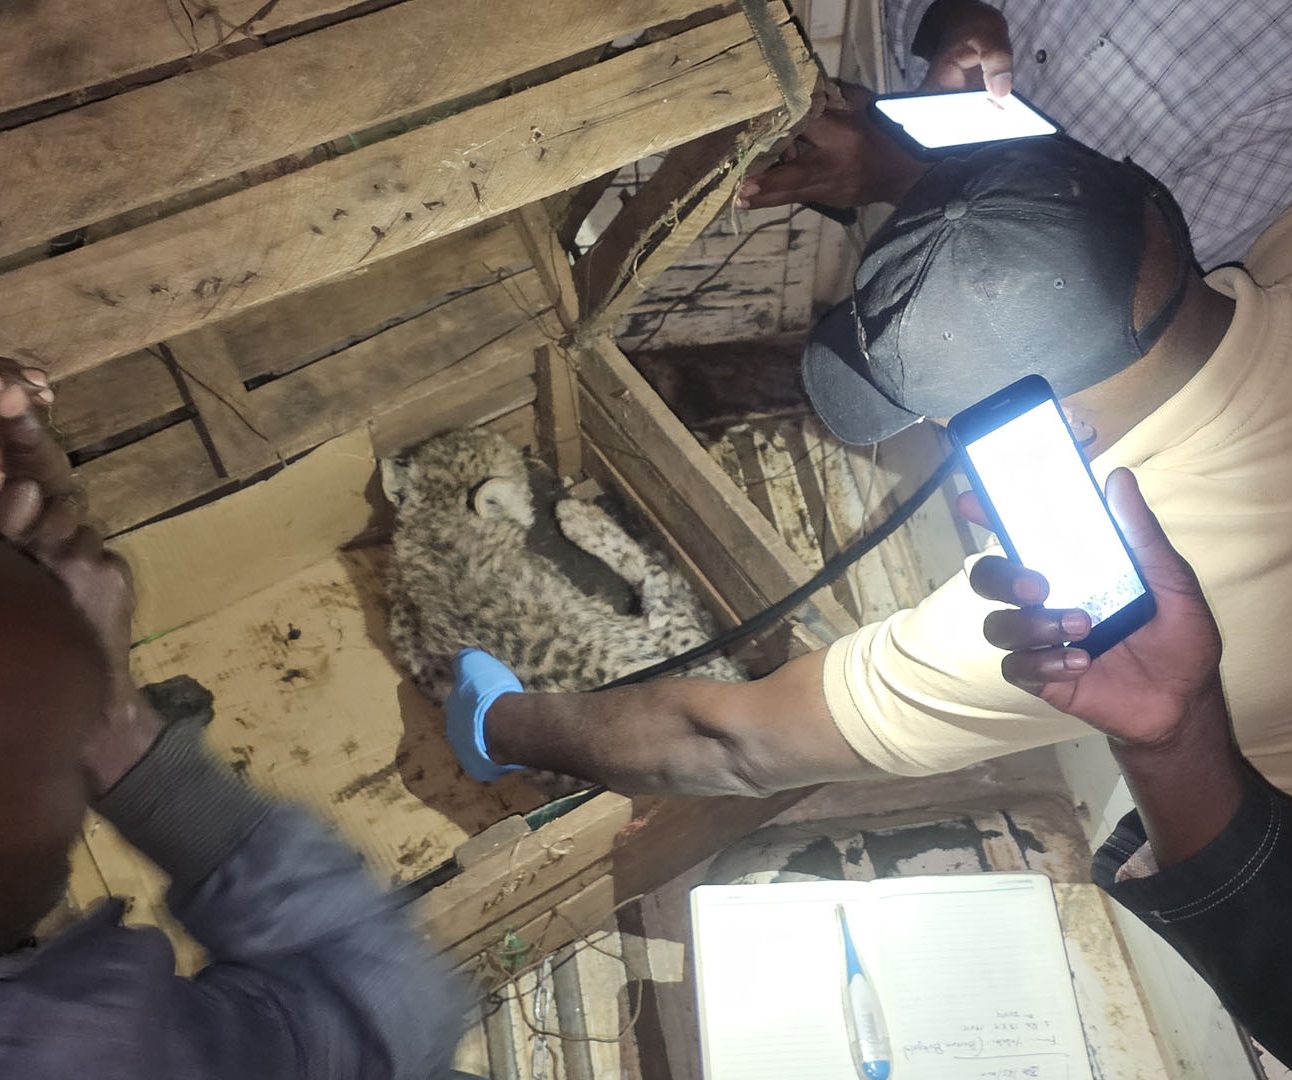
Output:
[836,904,892,1080]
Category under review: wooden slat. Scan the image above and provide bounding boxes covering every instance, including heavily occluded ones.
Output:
[578,338,857,641]
[243,270,549,458]
[372,372,538,461]
[53,349,184,452]
[573,10,815,333]
[534,344,582,478]
[0,0,721,258]
[76,420,221,535]
[200,220,531,383]
[0,1,355,119]
[169,270,549,473]
[419,787,807,971]
[0,8,801,380]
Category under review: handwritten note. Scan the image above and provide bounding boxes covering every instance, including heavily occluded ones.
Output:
[691,875,1093,1080]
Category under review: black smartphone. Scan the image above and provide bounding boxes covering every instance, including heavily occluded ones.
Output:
[870,89,1062,159]
[947,375,1155,658]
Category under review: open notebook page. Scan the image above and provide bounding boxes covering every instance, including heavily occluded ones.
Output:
[867,874,1093,1080]
[691,881,872,1080]
[691,875,1093,1080]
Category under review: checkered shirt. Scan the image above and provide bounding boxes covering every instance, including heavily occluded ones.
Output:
[885,0,1292,268]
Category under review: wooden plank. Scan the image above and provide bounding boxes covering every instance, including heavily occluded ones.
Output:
[75,420,220,536]
[168,269,550,473]
[0,0,719,258]
[484,403,539,454]
[111,427,378,642]
[573,11,815,332]
[0,1,352,119]
[578,338,857,641]
[535,345,583,478]
[373,373,538,461]
[53,349,184,452]
[191,220,531,383]
[247,271,550,459]
[423,786,807,973]
[0,9,800,380]
[513,205,580,331]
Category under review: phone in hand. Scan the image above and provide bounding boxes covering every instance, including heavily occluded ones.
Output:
[947,375,1155,658]
[871,89,1061,158]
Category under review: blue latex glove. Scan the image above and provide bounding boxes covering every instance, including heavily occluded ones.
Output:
[446,649,525,782]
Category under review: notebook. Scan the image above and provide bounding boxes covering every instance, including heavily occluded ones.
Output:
[691,874,1093,1080]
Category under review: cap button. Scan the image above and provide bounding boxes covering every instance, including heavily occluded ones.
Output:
[944,199,968,221]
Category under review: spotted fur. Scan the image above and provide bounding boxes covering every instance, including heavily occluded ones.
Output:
[381,428,743,710]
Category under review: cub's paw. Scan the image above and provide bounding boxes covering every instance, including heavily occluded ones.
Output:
[554,499,648,583]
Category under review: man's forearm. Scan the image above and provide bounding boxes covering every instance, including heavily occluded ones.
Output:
[487,680,769,797]
[1109,681,1245,868]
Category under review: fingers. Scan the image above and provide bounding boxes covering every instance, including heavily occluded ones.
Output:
[1001,646,1090,692]
[0,401,73,488]
[955,489,988,528]
[969,554,1050,605]
[973,37,1013,98]
[737,158,822,210]
[983,605,1090,651]
[0,478,43,539]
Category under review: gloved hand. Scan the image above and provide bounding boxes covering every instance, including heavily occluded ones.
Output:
[446,649,525,782]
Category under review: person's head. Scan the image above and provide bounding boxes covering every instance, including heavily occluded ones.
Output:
[0,542,105,951]
[802,138,1211,449]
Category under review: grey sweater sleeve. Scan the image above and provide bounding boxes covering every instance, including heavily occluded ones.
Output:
[92,709,465,1080]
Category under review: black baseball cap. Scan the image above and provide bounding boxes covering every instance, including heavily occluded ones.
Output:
[802,138,1192,445]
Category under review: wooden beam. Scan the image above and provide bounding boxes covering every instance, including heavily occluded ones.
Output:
[169,271,552,470]
[76,420,222,537]
[534,344,583,478]
[0,0,354,120]
[0,8,802,380]
[53,349,185,453]
[578,337,857,643]
[572,12,815,333]
[512,205,580,331]
[0,0,724,258]
[177,220,530,384]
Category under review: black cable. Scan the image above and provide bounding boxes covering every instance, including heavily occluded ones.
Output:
[597,454,957,690]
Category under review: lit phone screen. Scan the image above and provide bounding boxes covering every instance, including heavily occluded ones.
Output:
[963,400,1145,627]
[874,92,1057,149]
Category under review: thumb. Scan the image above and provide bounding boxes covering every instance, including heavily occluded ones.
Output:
[971,38,1013,98]
[1104,468,1199,596]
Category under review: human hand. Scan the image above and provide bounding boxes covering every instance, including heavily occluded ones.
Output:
[0,358,79,546]
[42,527,161,796]
[735,84,927,211]
[446,648,525,782]
[919,0,1013,98]
[961,468,1223,747]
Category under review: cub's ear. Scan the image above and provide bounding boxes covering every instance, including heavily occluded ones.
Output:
[380,455,412,508]
[470,477,535,528]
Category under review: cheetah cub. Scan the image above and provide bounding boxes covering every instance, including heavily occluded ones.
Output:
[380,428,743,711]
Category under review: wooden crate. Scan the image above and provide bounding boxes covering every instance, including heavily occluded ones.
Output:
[5,0,868,977]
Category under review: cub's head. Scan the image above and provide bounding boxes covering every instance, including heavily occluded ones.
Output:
[380,428,534,528]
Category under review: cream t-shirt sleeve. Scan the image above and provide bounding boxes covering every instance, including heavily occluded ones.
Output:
[822,549,1088,775]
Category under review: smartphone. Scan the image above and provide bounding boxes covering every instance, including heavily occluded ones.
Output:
[871,89,1060,158]
[947,375,1154,658]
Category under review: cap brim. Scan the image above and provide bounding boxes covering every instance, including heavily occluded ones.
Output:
[801,299,921,446]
